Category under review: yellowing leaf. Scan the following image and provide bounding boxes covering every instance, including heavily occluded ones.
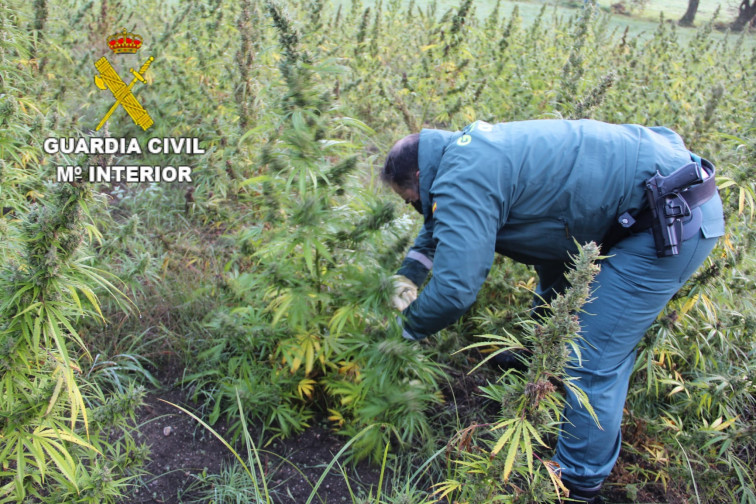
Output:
[338,361,361,380]
[45,374,65,416]
[739,188,746,216]
[543,460,569,498]
[420,43,440,52]
[297,378,317,399]
[291,357,302,374]
[680,294,699,316]
[502,422,523,481]
[431,480,462,501]
[713,416,738,431]
[327,408,345,427]
[667,385,686,397]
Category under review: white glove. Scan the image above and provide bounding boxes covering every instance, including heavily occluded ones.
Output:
[391,275,418,311]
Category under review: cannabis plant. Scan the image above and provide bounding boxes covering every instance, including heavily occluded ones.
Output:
[186,0,442,462]
[0,3,148,500]
[436,242,602,503]
[0,178,147,502]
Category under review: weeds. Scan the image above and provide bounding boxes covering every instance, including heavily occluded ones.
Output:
[3,0,755,501]
[432,242,602,503]
[0,180,146,501]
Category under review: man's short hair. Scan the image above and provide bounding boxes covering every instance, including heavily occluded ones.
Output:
[381,133,420,190]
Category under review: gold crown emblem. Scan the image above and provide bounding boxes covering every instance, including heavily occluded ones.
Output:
[107,28,142,54]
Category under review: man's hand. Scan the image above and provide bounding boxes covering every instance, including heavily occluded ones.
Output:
[391,275,418,311]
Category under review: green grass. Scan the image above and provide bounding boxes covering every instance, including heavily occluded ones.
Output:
[341,0,756,46]
[623,0,735,24]
[4,0,755,501]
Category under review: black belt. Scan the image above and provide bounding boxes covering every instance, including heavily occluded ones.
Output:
[602,156,717,254]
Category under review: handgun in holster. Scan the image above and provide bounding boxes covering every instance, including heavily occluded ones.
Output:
[644,162,704,257]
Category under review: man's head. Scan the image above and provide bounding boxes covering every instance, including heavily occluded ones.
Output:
[381,133,422,214]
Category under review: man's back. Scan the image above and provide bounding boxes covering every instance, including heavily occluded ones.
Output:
[421,119,694,262]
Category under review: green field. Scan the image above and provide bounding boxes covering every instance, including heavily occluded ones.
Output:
[2,0,755,502]
[345,0,756,45]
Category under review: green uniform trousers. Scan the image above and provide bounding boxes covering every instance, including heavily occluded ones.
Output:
[537,196,722,487]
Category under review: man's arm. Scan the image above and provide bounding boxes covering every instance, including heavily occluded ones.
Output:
[396,219,436,287]
[401,185,500,340]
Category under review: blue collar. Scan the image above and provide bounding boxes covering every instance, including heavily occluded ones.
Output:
[417,129,456,221]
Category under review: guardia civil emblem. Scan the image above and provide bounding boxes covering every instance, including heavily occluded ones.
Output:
[93,29,155,131]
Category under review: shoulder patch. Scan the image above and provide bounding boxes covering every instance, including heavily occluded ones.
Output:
[432,201,437,213]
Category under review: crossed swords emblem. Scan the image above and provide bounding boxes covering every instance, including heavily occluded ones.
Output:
[94,56,154,131]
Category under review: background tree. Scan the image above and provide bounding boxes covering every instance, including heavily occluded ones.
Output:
[730,0,756,30]
[679,0,700,26]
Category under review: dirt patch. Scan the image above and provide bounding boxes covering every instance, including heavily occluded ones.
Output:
[126,386,232,503]
[121,357,676,504]
[122,360,382,504]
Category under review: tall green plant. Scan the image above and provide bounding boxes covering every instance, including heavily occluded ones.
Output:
[435,242,602,503]
[0,3,149,500]
[186,0,442,462]
[0,179,146,502]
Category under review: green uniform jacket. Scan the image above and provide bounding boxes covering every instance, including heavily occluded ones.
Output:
[398,119,724,340]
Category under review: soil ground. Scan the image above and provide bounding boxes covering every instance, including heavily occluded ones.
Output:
[120,356,689,504]
[122,359,382,504]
